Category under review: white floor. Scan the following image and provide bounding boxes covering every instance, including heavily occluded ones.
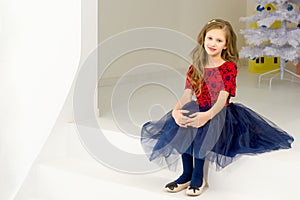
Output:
[16,66,300,200]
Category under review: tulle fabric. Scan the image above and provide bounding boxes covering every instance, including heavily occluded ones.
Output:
[141,101,294,171]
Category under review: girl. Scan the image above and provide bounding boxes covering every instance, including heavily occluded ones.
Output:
[141,19,294,196]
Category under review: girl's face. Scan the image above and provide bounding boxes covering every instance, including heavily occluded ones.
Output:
[204,28,227,58]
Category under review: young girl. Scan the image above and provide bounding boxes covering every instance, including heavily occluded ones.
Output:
[141,19,294,196]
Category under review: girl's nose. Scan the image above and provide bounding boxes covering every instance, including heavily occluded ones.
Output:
[211,40,216,46]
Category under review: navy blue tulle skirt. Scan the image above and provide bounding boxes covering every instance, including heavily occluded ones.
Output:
[141,101,294,170]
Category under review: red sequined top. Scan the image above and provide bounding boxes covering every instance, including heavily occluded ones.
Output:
[185,61,237,107]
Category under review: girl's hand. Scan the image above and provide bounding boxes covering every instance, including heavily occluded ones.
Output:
[172,109,190,127]
[186,111,211,128]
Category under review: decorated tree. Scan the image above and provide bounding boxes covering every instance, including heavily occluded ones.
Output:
[240,0,300,86]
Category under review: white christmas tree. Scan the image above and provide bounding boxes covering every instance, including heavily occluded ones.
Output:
[240,0,300,86]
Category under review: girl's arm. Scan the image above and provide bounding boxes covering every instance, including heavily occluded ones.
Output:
[172,89,193,127]
[186,90,229,128]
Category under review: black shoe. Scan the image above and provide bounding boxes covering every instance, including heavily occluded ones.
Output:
[165,181,190,193]
[186,179,206,196]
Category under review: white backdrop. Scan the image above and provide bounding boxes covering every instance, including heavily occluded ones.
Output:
[0,0,81,199]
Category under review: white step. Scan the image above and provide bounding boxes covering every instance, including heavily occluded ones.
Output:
[44,120,299,200]
[17,117,299,200]
[32,149,299,200]
[207,151,299,199]
[30,159,254,200]
[34,158,183,200]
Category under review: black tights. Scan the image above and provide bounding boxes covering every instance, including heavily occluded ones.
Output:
[175,153,204,187]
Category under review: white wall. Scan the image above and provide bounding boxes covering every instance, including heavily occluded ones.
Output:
[98,0,247,80]
[247,0,257,16]
[32,0,99,163]
[98,0,248,112]
[0,1,81,199]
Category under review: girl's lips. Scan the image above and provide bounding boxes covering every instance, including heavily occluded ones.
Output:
[208,47,216,51]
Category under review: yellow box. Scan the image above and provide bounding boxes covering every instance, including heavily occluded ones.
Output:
[248,56,280,73]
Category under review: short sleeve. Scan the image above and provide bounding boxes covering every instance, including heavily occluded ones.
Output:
[221,62,237,97]
[184,65,194,90]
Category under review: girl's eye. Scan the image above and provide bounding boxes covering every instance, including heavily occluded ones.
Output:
[217,39,222,42]
[207,37,213,40]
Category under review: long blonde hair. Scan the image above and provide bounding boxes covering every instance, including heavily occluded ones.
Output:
[189,19,239,93]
